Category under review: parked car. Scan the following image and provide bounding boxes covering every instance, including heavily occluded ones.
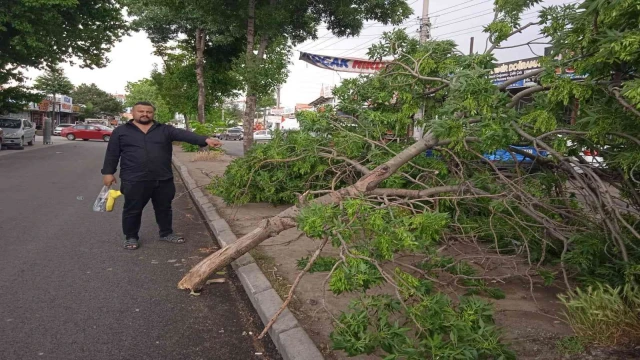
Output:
[0,117,36,148]
[213,128,226,139]
[253,130,273,143]
[53,123,75,136]
[61,124,112,142]
[220,128,243,141]
[0,127,4,150]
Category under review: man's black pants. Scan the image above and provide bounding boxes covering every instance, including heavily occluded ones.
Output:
[121,179,176,240]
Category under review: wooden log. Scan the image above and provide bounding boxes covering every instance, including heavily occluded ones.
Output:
[178,133,439,291]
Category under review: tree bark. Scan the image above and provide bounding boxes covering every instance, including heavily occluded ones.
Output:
[243,93,257,151]
[242,0,257,152]
[195,28,206,124]
[178,132,440,291]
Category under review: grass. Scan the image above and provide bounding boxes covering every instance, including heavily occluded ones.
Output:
[560,283,640,346]
[296,256,339,273]
[191,149,224,162]
[249,248,304,314]
[556,336,585,356]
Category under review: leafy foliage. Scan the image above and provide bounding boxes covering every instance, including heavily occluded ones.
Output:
[331,295,514,359]
[211,130,333,204]
[71,83,123,118]
[33,66,74,98]
[181,121,217,152]
[0,0,126,112]
[296,256,338,273]
[556,336,585,356]
[210,0,640,356]
[124,79,172,123]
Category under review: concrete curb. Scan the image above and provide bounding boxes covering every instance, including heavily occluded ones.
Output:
[172,154,324,360]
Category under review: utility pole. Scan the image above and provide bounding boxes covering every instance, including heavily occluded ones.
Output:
[414,0,430,140]
[43,95,55,145]
[469,37,475,55]
[419,0,430,42]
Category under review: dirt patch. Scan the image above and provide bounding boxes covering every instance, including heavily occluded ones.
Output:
[174,146,587,359]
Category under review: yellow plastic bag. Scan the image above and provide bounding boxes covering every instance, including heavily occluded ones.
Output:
[93,187,122,212]
[106,190,122,212]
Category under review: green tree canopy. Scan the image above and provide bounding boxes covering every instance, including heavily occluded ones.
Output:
[71,83,123,119]
[149,46,241,121]
[33,66,74,98]
[0,0,127,112]
[124,78,172,123]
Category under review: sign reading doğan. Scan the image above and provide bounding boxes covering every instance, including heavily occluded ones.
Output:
[489,57,541,89]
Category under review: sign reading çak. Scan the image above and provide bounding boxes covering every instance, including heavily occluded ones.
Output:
[299,52,389,74]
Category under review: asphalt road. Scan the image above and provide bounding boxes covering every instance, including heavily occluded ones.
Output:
[220,139,244,157]
[0,140,279,360]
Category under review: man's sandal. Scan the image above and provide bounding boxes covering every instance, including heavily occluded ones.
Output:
[124,237,140,250]
[159,234,185,244]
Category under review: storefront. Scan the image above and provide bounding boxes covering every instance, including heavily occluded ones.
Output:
[24,95,75,128]
[489,55,586,119]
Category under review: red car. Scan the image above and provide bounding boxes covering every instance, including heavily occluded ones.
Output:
[62,124,113,142]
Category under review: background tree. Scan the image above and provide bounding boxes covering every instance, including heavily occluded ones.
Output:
[71,83,123,119]
[124,79,172,123]
[150,45,241,126]
[125,0,244,124]
[236,0,413,151]
[33,66,74,125]
[126,0,413,150]
[0,0,126,112]
[180,0,640,356]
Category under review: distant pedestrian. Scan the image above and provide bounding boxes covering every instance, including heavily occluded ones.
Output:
[101,101,222,250]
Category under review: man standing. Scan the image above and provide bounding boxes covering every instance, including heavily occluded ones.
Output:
[101,101,221,250]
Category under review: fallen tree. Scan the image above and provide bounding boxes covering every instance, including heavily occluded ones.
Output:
[180,0,640,356]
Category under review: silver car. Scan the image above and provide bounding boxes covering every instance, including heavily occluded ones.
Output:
[0,118,36,148]
[54,123,74,136]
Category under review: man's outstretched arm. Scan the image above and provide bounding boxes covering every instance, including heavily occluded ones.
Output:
[168,126,221,148]
[101,128,121,186]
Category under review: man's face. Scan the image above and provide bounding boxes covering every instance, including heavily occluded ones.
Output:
[132,105,155,124]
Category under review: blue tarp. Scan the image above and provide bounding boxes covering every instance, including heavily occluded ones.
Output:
[426,146,548,163]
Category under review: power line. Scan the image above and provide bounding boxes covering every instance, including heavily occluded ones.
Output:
[297,0,487,52]
[298,0,422,52]
[337,24,420,57]
[432,12,540,39]
[300,18,420,52]
[430,0,493,18]
[339,10,540,58]
[431,9,495,29]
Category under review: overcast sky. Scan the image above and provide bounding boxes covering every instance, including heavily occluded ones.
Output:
[24,0,573,109]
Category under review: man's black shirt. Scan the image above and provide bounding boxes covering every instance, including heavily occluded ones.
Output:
[101,121,208,181]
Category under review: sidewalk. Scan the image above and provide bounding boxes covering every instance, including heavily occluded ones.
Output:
[0,137,69,157]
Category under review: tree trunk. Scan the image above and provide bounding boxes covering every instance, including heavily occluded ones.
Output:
[178,132,440,291]
[184,114,190,131]
[243,92,256,151]
[52,93,56,130]
[195,28,206,124]
[242,0,257,152]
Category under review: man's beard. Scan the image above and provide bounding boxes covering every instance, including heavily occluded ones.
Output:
[136,117,153,124]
